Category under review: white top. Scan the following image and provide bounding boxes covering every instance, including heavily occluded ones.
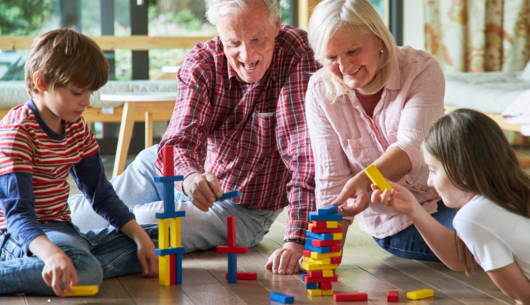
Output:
[454,195,530,279]
[100,92,178,102]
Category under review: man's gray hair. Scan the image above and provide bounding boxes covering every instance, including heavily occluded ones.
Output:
[206,0,281,27]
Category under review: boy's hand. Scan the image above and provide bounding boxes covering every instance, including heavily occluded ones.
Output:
[42,251,79,296]
[120,220,158,277]
[370,180,420,216]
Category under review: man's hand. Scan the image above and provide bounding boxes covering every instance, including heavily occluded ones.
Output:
[332,175,371,217]
[183,172,223,212]
[265,242,305,274]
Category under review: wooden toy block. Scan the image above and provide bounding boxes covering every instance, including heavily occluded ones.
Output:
[306,230,333,240]
[176,253,182,284]
[305,257,331,265]
[322,289,333,296]
[364,164,392,192]
[307,289,322,296]
[170,217,181,248]
[312,221,327,228]
[309,211,343,221]
[301,273,308,281]
[162,183,175,214]
[309,224,343,234]
[159,255,170,285]
[333,233,343,240]
[387,290,399,302]
[302,261,338,271]
[155,247,185,256]
[318,205,338,215]
[310,250,341,259]
[216,190,242,201]
[159,219,169,249]
[270,292,294,303]
[153,176,184,183]
[304,275,338,283]
[326,221,338,228]
[320,282,332,290]
[407,289,433,300]
[216,246,249,254]
[330,245,341,252]
[303,250,311,257]
[306,283,318,289]
[333,292,368,302]
[170,254,176,285]
[307,270,322,277]
[331,257,342,264]
[226,272,257,280]
[162,145,174,176]
[311,239,341,247]
[305,243,330,253]
[156,210,186,219]
[322,270,334,277]
[64,285,99,296]
[227,253,237,283]
[227,216,236,248]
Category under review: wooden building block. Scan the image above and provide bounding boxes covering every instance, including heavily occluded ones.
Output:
[312,221,327,228]
[364,164,392,192]
[169,254,175,285]
[170,217,181,248]
[305,257,331,265]
[227,253,237,283]
[270,292,294,303]
[407,289,433,300]
[216,190,241,201]
[304,275,338,283]
[306,283,318,290]
[303,250,312,257]
[307,270,322,277]
[322,289,333,296]
[159,255,170,286]
[305,243,330,253]
[227,216,236,248]
[322,270,334,277]
[307,289,322,296]
[302,261,338,271]
[64,285,99,296]
[311,239,341,247]
[318,205,338,215]
[333,292,368,302]
[311,250,341,259]
[176,253,182,284]
[216,245,249,254]
[387,290,399,302]
[326,221,338,228]
[309,211,343,221]
[162,145,174,176]
[320,282,332,290]
[331,257,342,264]
[333,233,343,240]
[158,218,169,249]
[308,225,343,234]
[225,272,257,280]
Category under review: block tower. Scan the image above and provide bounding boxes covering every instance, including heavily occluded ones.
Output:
[302,205,343,296]
[154,145,185,285]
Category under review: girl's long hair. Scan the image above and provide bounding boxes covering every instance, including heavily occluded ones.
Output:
[424,109,530,275]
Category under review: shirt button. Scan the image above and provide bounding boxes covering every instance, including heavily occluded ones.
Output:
[218,160,223,164]
[229,141,234,144]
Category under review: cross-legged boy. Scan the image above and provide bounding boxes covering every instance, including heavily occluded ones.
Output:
[0,28,159,296]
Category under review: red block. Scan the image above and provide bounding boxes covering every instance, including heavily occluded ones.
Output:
[169,254,176,285]
[387,291,399,302]
[331,257,342,264]
[216,246,249,254]
[334,293,368,302]
[304,275,338,283]
[312,239,341,247]
[312,221,327,228]
[303,250,312,258]
[162,146,174,176]
[307,270,322,277]
[320,282,332,290]
[330,245,341,253]
[225,272,257,280]
[227,216,236,248]
[309,225,343,234]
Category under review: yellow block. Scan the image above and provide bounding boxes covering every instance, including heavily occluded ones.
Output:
[305,257,330,265]
[322,270,334,277]
[308,289,322,296]
[170,217,181,248]
[407,289,434,300]
[311,250,341,259]
[322,289,333,296]
[159,218,169,249]
[302,261,338,271]
[326,221,338,228]
[333,233,343,240]
[364,164,392,192]
[64,285,99,296]
[159,255,171,286]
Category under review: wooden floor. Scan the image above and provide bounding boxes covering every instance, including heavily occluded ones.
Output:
[2,210,511,305]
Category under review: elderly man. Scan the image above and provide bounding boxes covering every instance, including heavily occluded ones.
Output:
[69,0,318,274]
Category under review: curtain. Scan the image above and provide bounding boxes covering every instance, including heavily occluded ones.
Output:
[424,0,530,72]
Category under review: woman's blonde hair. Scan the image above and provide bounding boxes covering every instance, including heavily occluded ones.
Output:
[424,109,530,275]
[308,0,397,101]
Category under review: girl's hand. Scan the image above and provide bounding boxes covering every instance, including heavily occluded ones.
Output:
[370,180,421,216]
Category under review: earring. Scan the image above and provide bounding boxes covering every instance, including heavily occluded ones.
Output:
[380,49,384,54]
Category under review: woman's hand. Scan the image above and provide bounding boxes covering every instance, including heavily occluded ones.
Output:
[332,175,371,216]
[370,180,420,216]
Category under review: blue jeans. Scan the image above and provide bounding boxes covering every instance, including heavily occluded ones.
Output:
[373,200,457,262]
[68,145,283,253]
[0,221,158,295]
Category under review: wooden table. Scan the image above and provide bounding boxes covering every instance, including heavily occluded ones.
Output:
[100,92,177,178]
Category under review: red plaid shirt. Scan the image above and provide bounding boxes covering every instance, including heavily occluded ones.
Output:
[155,25,318,241]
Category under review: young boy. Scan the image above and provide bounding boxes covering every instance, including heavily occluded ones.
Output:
[0,28,158,296]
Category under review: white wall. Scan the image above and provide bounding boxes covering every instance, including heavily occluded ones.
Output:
[403,0,425,50]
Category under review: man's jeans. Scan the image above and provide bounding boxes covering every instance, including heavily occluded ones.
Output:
[0,221,158,295]
[68,145,283,253]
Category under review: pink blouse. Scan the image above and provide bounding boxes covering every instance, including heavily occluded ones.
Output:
[305,46,445,238]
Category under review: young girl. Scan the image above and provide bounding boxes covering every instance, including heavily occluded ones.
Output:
[372,109,530,304]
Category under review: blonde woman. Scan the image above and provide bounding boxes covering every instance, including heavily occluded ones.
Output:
[306,0,450,261]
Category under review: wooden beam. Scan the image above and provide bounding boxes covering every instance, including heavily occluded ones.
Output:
[298,0,322,31]
[0,35,216,51]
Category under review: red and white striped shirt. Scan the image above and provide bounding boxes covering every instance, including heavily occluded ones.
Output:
[155,26,319,240]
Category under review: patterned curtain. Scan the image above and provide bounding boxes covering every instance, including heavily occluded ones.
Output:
[424,0,530,72]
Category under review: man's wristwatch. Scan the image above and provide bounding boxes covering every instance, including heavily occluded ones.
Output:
[284,239,305,245]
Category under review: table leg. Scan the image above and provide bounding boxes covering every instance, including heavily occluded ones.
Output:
[145,112,153,149]
[113,102,136,178]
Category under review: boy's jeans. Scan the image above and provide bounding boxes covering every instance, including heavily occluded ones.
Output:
[0,221,158,295]
[68,145,283,253]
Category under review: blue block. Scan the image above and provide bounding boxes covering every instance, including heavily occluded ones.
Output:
[317,205,338,215]
[304,242,330,253]
[309,211,343,221]
[176,253,182,284]
[270,292,294,304]
[228,253,237,283]
[306,283,318,289]
[306,230,333,240]
[155,247,186,256]
[155,210,186,219]
[154,176,184,183]
[163,183,175,213]
[301,273,307,281]
[216,190,242,201]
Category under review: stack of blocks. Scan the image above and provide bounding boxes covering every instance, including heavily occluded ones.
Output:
[217,214,249,283]
[302,205,343,296]
[154,146,185,285]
